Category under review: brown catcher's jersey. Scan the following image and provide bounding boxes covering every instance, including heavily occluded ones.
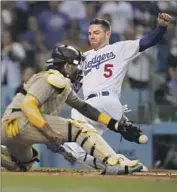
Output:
[4,69,72,117]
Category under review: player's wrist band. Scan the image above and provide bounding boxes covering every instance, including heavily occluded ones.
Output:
[97,112,111,125]
[107,118,118,132]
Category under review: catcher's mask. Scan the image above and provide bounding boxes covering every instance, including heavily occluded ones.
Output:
[46,45,85,83]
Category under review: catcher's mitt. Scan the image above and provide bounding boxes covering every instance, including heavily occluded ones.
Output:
[117,120,148,144]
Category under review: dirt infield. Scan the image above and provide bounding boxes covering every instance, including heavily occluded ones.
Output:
[2,168,177,181]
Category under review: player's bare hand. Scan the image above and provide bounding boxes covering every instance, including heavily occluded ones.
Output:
[46,130,63,143]
[157,13,172,27]
[42,124,63,143]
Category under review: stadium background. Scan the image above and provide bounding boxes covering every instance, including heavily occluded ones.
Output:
[1,1,177,170]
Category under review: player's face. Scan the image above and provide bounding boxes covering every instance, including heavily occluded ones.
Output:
[88,24,110,50]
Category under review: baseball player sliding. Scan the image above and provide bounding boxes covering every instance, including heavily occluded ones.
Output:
[50,13,172,172]
[1,45,143,174]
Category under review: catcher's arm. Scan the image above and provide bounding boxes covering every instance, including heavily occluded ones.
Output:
[66,89,124,132]
[21,72,66,129]
[21,76,54,129]
[21,93,47,129]
[66,91,148,144]
[21,74,64,142]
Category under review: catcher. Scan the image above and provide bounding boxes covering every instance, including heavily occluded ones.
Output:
[1,45,143,174]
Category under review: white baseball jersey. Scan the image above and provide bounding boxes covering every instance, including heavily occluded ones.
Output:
[82,40,140,99]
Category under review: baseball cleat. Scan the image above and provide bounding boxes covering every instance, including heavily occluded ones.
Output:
[46,144,77,164]
[116,154,148,172]
[103,162,143,175]
[126,163,143,174]
[118,158,139,168]
[141,164,149,172]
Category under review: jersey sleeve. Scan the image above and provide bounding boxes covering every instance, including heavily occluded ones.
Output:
[27,77,56,105]
[66,89,83,108]
[118,39,140,61]
[66,90,101,122]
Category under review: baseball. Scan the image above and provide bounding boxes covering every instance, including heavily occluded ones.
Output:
[139,135,148,144]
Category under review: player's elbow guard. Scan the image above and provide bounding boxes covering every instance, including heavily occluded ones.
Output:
[21,94,46,129]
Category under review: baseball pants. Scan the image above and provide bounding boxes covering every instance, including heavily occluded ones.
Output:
[1,107,122,170]
[61,93,127,169]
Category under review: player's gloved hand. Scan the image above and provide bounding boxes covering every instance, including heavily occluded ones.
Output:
[107,118,148,144]
[117,119,148,144]
[42,123,64,143]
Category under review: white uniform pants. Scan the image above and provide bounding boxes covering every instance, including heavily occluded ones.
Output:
[61,92,130,169]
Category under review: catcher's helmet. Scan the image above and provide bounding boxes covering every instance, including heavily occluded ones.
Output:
[46,45,85,83]
[46,45,85,66]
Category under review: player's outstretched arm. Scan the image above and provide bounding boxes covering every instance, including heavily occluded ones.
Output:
[66,90,119,131]
[21,93,47,129]
[139,13,172,52]
[21,93,62,143]
[66,90,148,144]
[21,76,63,143]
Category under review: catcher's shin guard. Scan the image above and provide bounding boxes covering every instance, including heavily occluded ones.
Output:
[1,146,39,172]
[69,120,139,168]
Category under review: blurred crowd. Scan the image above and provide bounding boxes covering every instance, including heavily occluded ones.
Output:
[1,1,177,122]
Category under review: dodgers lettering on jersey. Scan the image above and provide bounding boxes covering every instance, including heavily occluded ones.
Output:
[84,51,116,76]
[82,40,140,98]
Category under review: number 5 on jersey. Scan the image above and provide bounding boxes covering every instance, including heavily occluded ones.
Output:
[104,64,113,78]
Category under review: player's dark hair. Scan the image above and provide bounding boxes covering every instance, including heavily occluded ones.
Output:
[89,18,111,32]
